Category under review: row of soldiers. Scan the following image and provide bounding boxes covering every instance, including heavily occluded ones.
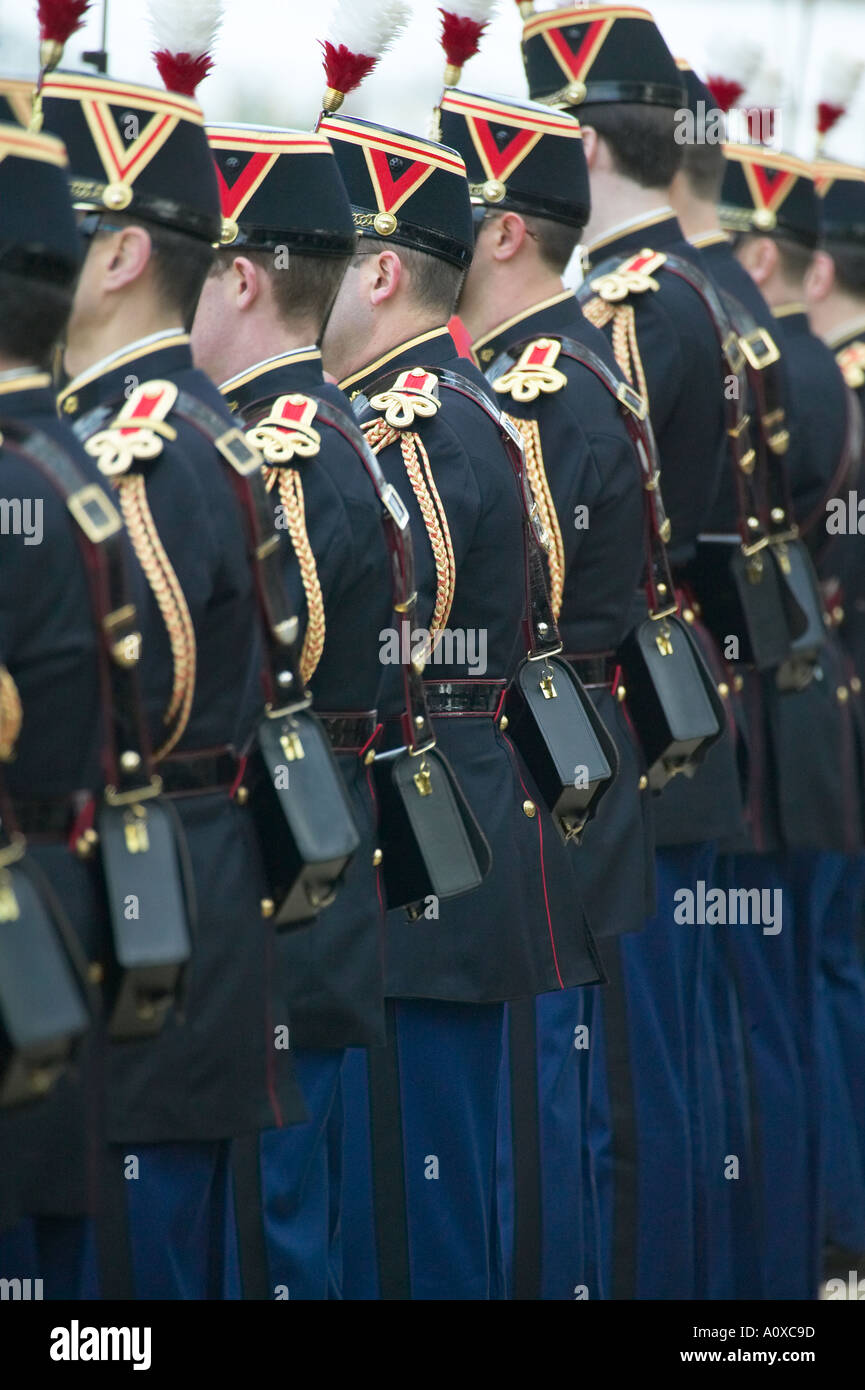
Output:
[1,0,865,1300]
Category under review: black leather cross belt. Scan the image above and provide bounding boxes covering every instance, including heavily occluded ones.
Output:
[564,654,618,688]
[423,680,508,716]
[160,747,241,796]
[318,711,379,752]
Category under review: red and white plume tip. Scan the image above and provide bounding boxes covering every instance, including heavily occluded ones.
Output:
[320,0,411,113]
[816,52,863,150]
[31,0,92,130]
[705,36,760,112]
[439,1,497,87]
[147,0,224,98]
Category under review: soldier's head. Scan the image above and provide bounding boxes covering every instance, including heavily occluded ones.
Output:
[0,123,80,371]
[520,5,686,240]
[720,146,818,307]
[316,116,473,382]
[191,127,357,384]
[432,91,588,338]
[37,74,221,377]
[805,161,865,336]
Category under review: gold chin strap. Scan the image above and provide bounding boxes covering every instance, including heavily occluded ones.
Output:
[264,466,325,687]
[582,295,650,405]
[362,417,456,647]
[505,415,565,623]
[113,474,197,759]
[0,666,22,762]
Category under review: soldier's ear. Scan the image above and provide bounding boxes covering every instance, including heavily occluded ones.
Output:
[580,126,598,169]
[102,225,153,293]
[369,249,402,306]
[804,250,835,305]
[232,255,261,310]
[734,234,778,287]
[493,212,528,262]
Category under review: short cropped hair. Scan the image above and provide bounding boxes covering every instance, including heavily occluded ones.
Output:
[215,247,351,333]
[522,215,583,275]
[579,102,682,189]
[356,238,465,317]
[0,271,72,369]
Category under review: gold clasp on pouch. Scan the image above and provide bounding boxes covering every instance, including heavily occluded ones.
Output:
[540,663,558,699]
[280,729,305,762]
[123,804,149,855]
[655,620,674,657]
[413,759,433,797]
[0,832,27,915]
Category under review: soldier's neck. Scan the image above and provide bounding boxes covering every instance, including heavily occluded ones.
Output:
[65,301,183,381]
[584,169,673,248]
[808,290,865,345]
[460,267,564,344]
[668,174,720,240]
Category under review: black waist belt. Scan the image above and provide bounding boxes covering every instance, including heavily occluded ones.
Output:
[12,792,91,839]
[160,747,241,797]
[423,680,508,716]
[318,711,379,752]
[564,653,618,688]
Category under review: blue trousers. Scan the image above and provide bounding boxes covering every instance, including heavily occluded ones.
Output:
[818,853,865,1256]
[341,999,505,1300]
[117,1140,240,1299]
[257,1048,344,1300]
[0,1216,99,1300]
[496,987,591,1300]
[725,851,815,1298]
[593,843,715,1299]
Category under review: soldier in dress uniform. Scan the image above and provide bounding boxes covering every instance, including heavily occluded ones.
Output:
[668,60,805,1299]
[190,123,394,1299]
[39,69,305,1300]
[806,158,865,1274]
[0,120,112,1301]
[316,109,603,1300]
[521,2,747,1299]
[437,87,649,1300]
[720,142,865,1294]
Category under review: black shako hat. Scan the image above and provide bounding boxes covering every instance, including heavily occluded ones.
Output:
[40,71,222,244]
[815,160,865,251]
[720,145,819,249]
[0,122,80,285]
[318,113,473,271]
[438,88,590,230]
[521,4,686,112]
[207,124,356,256]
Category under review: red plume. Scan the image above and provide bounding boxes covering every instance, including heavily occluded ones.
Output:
[817,101,847,136]
[320,40,378,98]
[37,0,92,44]
[439,11,489,68]
[705,76,744,112]
[152,51,214,97]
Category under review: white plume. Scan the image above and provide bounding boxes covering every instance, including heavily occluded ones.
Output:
[707,35,761,86]
[439,0,498,20]
[147,0,225,57]
[324,0,411,57]
[818,51,864,106]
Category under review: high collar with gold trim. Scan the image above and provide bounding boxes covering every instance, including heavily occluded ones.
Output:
[58,331,192,421]
[771,302,808,330]
[688,229,731,250]
[338,326,458,398]
[827,315,865,351]
[220,348,324,416]
[0,372,56,422]
[585,208,683,267]
[471,289,579,368]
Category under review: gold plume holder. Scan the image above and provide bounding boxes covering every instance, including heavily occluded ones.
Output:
[322,87,345,114]
[30,38,66,132]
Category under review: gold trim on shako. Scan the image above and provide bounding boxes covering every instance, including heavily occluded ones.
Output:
[221,217,239,245]
[483,179,506,203]
[103,181,133,211]
[374,211,397,236]
[752,207,777,231]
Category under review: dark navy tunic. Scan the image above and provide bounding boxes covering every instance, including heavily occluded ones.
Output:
[343,327,601,1000]
[222,347,392,1048]
[59,334,304,1142]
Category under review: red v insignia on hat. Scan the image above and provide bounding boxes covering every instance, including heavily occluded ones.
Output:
[749,163,796,212]
[547,18,613,82]
[215,152,279,220]
[468,119,540,183]
[366,147,434,214]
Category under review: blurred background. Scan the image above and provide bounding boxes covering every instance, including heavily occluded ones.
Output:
[1,0,863,163]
